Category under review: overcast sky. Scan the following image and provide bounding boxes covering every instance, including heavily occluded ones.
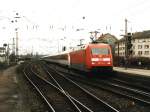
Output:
[0,0,150,55]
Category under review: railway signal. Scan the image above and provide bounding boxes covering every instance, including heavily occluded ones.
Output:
[127,33,132,49]
[127,33,133,55]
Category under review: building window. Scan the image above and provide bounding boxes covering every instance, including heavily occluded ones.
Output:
[132,46,135,49]
[0,50,4,53]
[145,51,149,55]
[138,51,142,55]
[132,39,135,43]
[138,40,143,43]
[138,45,142,49]
[121,42,125,45]
[143,40,146,42]
[145,45,149,49]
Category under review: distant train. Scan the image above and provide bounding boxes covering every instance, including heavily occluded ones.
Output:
[44,43,113,73]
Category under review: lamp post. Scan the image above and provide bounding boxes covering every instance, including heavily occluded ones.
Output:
[10,12,21,62]
[14,13,21,62]
[15,28,19,59]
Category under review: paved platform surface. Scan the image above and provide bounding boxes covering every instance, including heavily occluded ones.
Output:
[0,66,25,112]
[113,67,150,77]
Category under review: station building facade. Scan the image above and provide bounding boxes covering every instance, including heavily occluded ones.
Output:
[115,31,150,58]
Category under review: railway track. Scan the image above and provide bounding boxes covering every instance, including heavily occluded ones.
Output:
[114,72,150,89]
[42,63,119,112]
[59,68,150,104]
[107,78,150,93]
[94,80,150,103]
[46,63,150,111]
[50,63,150,95]
[24,64,94,112]
[23,63,119,112]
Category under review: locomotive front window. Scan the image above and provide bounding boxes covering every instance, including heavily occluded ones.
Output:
[91,48,110,55]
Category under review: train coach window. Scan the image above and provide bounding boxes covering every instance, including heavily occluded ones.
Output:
[91,48,110,55]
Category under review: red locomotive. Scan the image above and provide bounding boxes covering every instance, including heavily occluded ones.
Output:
[44,43,113,73]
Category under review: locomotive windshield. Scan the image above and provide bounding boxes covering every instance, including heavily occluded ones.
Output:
[91,48,110,55]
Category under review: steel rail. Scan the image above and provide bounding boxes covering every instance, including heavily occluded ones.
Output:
[30,64,94,112]
[109,78,150,92]
[51,64,150,106]
[45,64,119,112]
[94,79,150,99]
[59,64,150,97]
[32,64,94,112]
[61,71,150,105]
[23,65,56,112]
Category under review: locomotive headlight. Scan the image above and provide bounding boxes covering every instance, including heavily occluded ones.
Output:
[103,58,110,61]
[92,62,95,64]
[91,58,99,61]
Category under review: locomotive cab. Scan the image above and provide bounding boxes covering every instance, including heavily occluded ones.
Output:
[86,44,113,72]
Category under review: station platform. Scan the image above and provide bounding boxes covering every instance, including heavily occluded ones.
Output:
[113,67,150,77]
